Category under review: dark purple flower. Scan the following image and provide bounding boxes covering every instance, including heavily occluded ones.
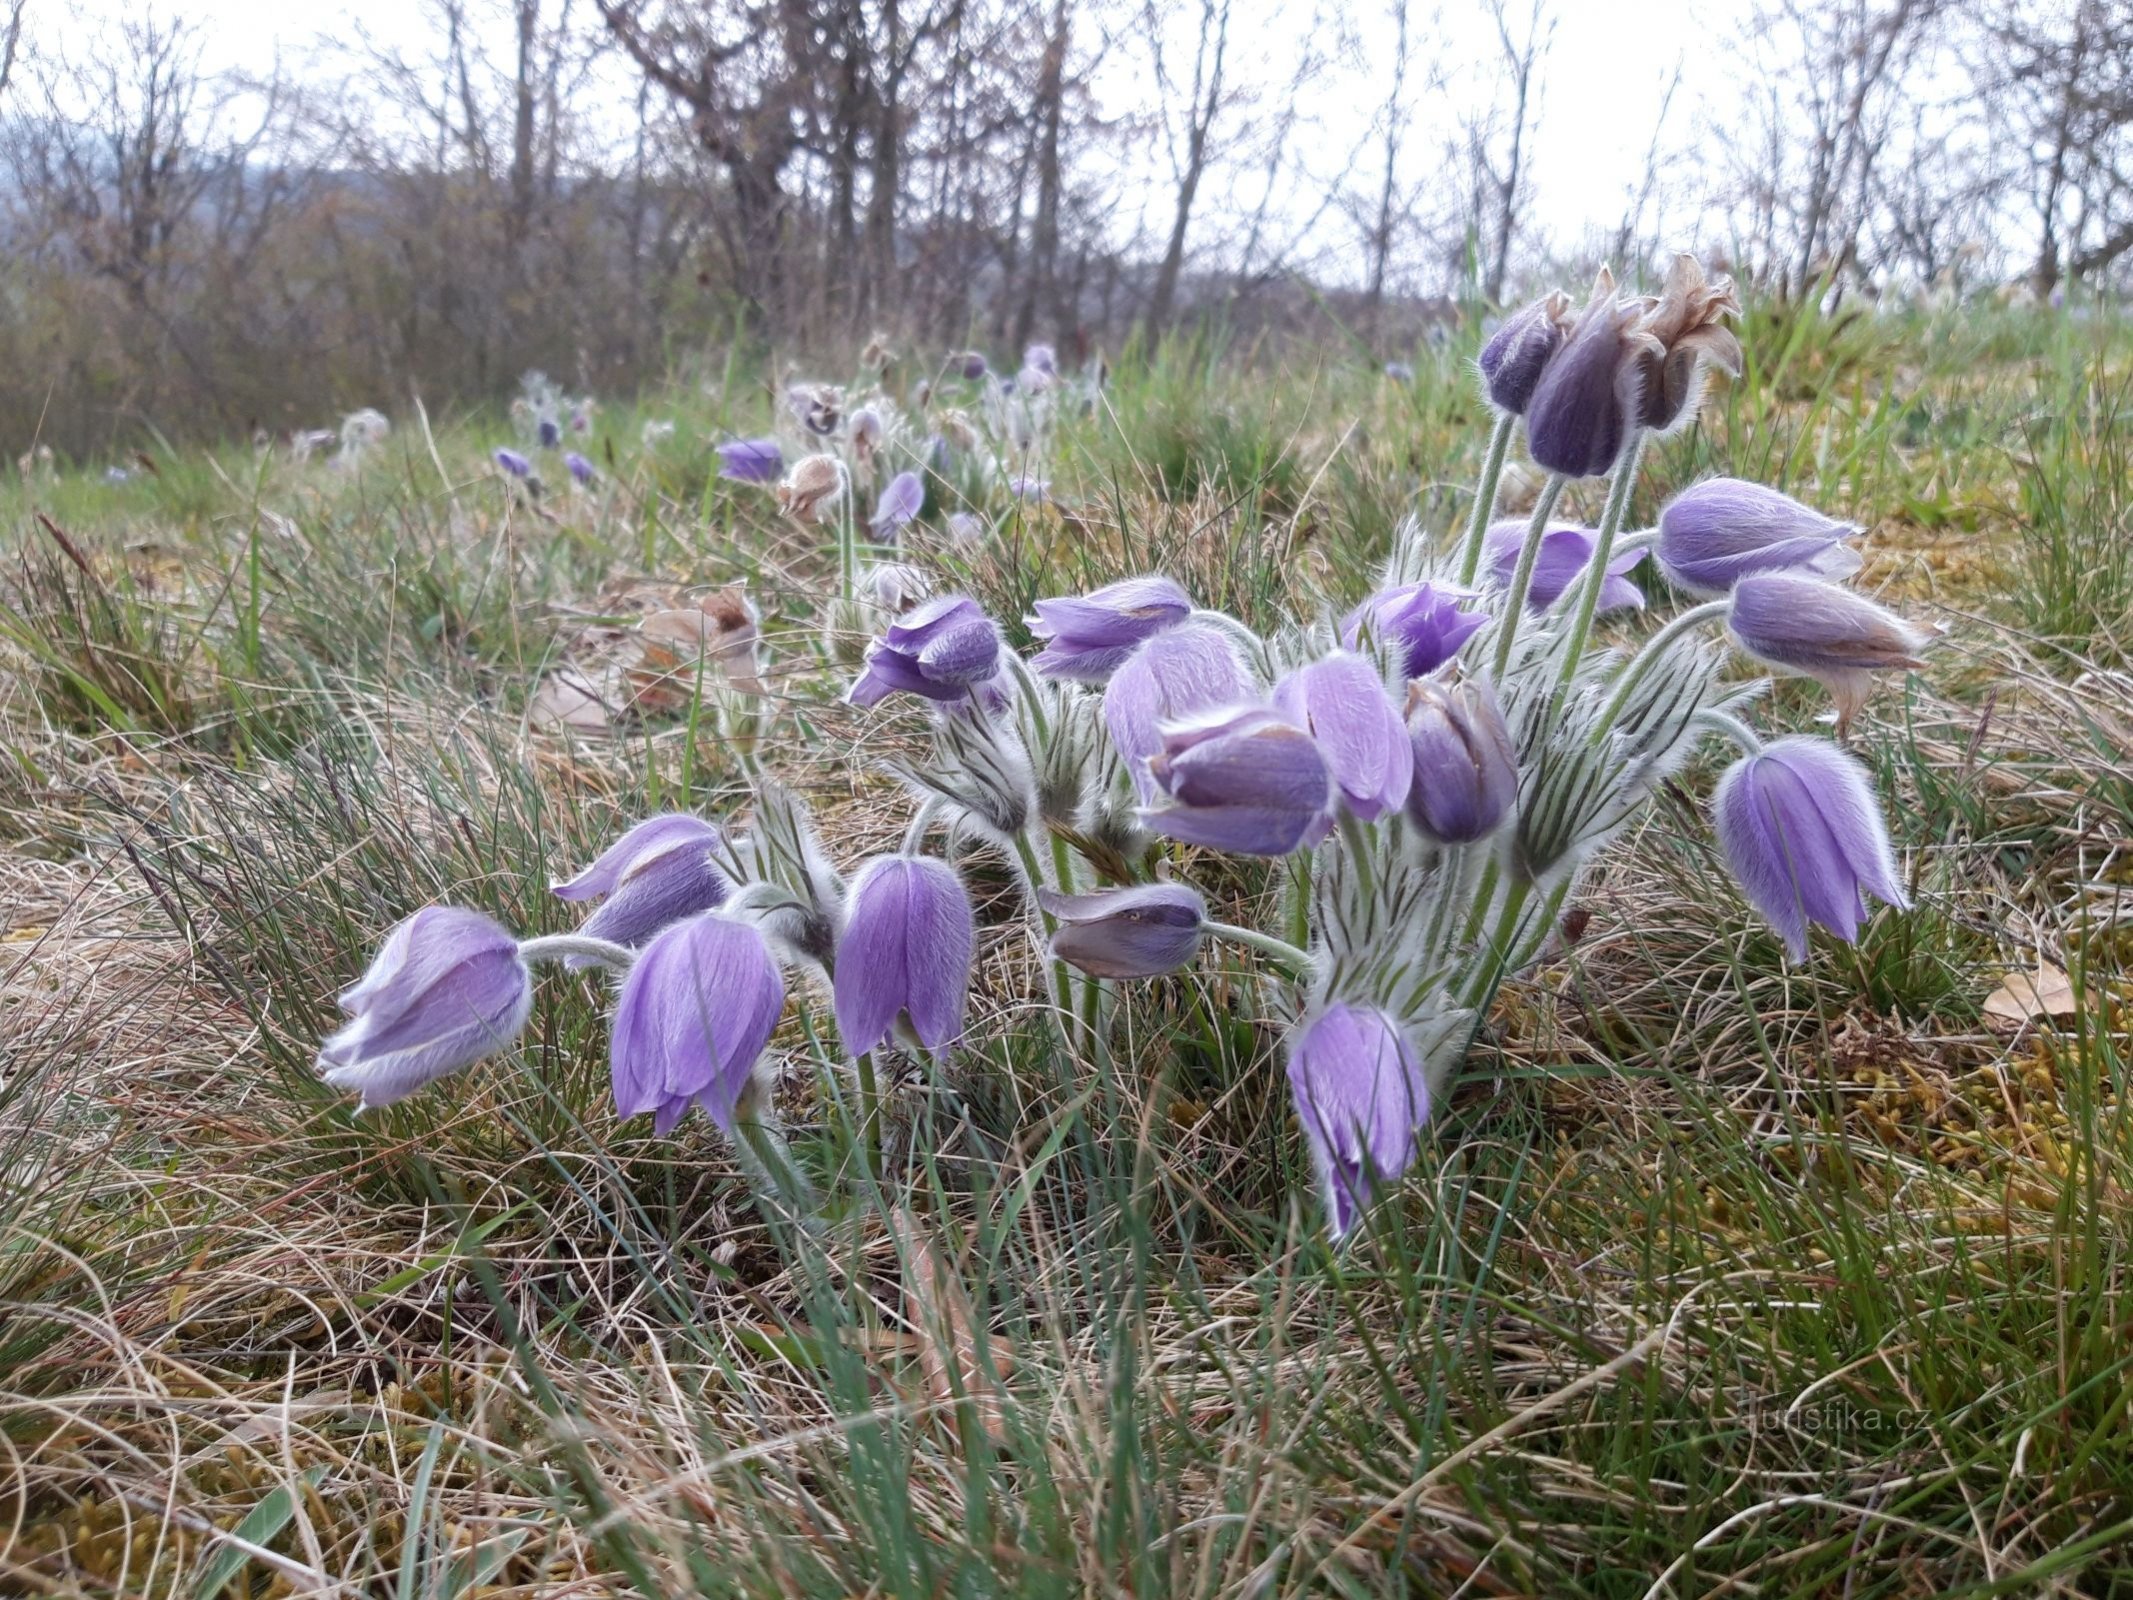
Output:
[1036,882,1206,979]
[871,470,925,539]
[1656,478,1863,598]
[553,814,728,964]
[1029,574,1194,682]
[833,855,975,1055]
[1142,705,1334,856]
[958,351,989,381]
[564,451,595,486]
[537,417,562,449]
[1713,735,1908,960]
[494,448,534,479]
[1523,271,1651,478]
[611,912,785,1134]
[1477,290,1572,415]
[848,595,1003,706]
[1485,520,1645,613]
[1726,573,1927,730]
[1340,582,1489,679]
[717,437,784,484]
[1403,676,1517,844]
[318,907,533,1111]
[1272,651,1413,822]
[1287,1004,1429,1237]
[1104,623,1256,801]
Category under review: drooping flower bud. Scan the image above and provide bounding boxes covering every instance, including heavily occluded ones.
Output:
[1655,478,1863,597]
[957,351,989,381]
[553,814,728,963]
[1036,882,1206,978]
[1023,343,1058,378]
[537,417,562,449]
[1725,573,1927,730]
[1029,574,1193,683]
[1477,290,1573,415]
[716,437,784,484]
[1104,623,1255,801]
[871,470,925,540]
[862,561,934,617]
[1522,268,1657,479]
[945,511,988,546]
[1272,651,1413,822]
[1403,676,1517,845]
[1341,582,1489,679]
[564,451,595,487]
[776,454,845,521]
[848,407,884,467]
[1287,1004,1429,1237]
[610,912,785,1134]
[1627,254,1742,433]
[318,907,533,1111]
[493,448,534,479]
[833,855,976,1056]
[1713,736,1908,961]
[1484,520,1645,613]
[848,595,1002,706]
[1142,705,1334,856]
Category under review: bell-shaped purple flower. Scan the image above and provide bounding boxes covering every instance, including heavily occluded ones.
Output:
[1340,582,1489,680]
[1523,272,1654,479]
[553,814,728,964]
[494,448,534,479]
[537,417,562,449]
[564,451,595,487]
[833,855,975,1056]
[716,437,784,484]
[1485,520,1645,613]
[849,595,1003,706]
[1713,736,1908,960]
[1142,705,1334,856]
[1287,1004,1429,1237]
[1036,882,1206,979]
[958,351,989,381]
[1272,651,1413,822]
[1656,478,1863,598]
[1105,623,1256,801]
[1029,574,1193,682]
[1403,676,1518,844]
[318,907,533,1111]
[611,912,785,1134]
[870,470,924,539]
[1726,573,1927,729]
[1477,290,1572,415]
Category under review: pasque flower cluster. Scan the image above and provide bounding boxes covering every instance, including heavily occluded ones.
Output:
[318,289,1927,1242]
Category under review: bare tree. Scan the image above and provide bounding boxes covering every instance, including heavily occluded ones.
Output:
[1142,0,1232,337]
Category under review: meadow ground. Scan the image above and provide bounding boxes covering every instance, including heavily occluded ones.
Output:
[3,302,2133,1598]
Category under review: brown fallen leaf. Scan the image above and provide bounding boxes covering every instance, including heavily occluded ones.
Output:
[1982,962,2079,1025]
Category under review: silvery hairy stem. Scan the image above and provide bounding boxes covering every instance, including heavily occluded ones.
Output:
[1550,430,1648,702]
[1489,474,1569,679]
[515,933,637,970]
[1589,598,1731,744]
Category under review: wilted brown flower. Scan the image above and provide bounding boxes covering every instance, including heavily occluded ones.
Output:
[789,383,843,436]
[776,454,845,521]
[1628,254,1742,433]
[861,333,895,371]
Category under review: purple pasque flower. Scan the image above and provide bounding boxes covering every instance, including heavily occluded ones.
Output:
[1029,573,1194,682]
[1523,268,1655,479]
[716,437,784,484]
[1023,343,1058,377]
[564,451,595,486]
[1403,675,1518,844]
[833,854,975,1056]
[318,906,533,1112]
[1272,651,1413,822]
[958,351,989,381]
[1287,1004,1429,1238]
[871,470,925,539]
[611,912,785,1135]
[1484,520,1646,613]
[553,814,728,964]
[1104,623,1256,801]
[1726,573,1927,730]
[1142,705,1334,856]
[1477,290,1573,415]
[1340,582,1489,680]
[537,417,562,449]
[1008,474,1051,503]
[849,595,1003,706]
[494,447,534,479]
[1383,360,1416,383]
[1036,882,1206,978]
[1655,478,1863,598]
[1712,735,1908,961]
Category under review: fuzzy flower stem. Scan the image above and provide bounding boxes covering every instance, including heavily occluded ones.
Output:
[1551,431,1649,703]
[1337,811,1378,910]
[1696,709,1766,756]
[851,1051,885,1182]
[1203,920,1313,975]
[1187,608,1272,675]
[734,1112,822,1225]
[1588,599,1732,745]
[1489,474,1569,679]
[1456,412,1519,586]
[515,933,637,971]
[901,798,945,855]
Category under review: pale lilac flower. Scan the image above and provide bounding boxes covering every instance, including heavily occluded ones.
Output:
[1287,1004,1429,1237]
[833,855,975,1055]
[717,437,784,484]
[871,470,925,539]
[849,595,1002,705]
[570,407,592,434]
[1523,269,1653,478]
[610,913,785,1134]
[1105,623,1256,801]
[1273,652,1413,822]
[1655,478,1863,598]
[1023,343,1058,377]
[1726,573,1927,729]
[1142,705,1334,856]
[1036,883,1206,978]
[564,451,595,487]
[1713,735,1908,960]
[1340,582,1489,679]
[494,448,534,479]
[318,907,533,1111]
[1029,574,1193,682]
[862,561,934,616]
[553,814,728,964]
[1009,474,1051,503]
[1383,361,1416,383]
[1403,676,1517,844]
[1477,290,1573,415]
[945,511,988,546]
[790,385,842,435]
[1485,520,1645,613]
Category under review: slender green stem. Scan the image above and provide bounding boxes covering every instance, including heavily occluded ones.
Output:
[1204,921,1313,975]
[735,1114,820,1224]
[1336,811,1377,911]
[1489,475,1568,679]
[852,1051,884,1182]
[1464,875,1533,1009]
[1456,412,1518,586]
[1696,709,1766,755]
[1550,431,1648,703]
[1588,598,1731,745]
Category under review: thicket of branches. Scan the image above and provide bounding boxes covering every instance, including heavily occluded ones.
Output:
[0,0,2128,456]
